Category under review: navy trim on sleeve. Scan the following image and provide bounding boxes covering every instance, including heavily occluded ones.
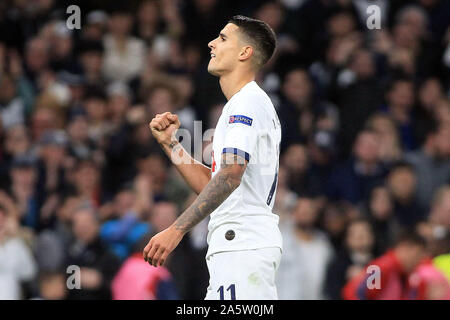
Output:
[222,148,250,161]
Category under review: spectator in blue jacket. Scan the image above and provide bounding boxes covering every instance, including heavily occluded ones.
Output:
[327,129,388,206]
[100,185,150,260]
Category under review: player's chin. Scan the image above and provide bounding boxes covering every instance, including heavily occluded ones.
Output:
[207,63,221,76]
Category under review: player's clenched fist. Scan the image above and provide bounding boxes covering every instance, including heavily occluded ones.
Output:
[143,226,184,267]
[149,112,180,146]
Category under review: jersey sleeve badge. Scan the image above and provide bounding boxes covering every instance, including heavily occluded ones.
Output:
[229,115,253,126]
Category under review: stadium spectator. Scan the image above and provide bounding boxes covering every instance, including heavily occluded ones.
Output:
[69,158,103,208]
[100,185,150,260]
[278,69,338,150]
[306,129,337,197]
[35,130,70,229]
[33,229,66,274]
[319,201,348,251]
[102,8,146,83]
[66,114,98,161]
[428,185,450,232]
[65,205,121,300]
[82,10,108,43]
[78,40,106,87]
[434,99,450,128]
[0,73,26,129]
[3,125,31,160]
[342,231,428,299]
[82,88,111,146]
[24,37,50,87]
[380,78,421,151]
[365,186,401,253]
[386,162,425,227]
[112,234,179,300]
[0,125,31,189]
[34,271,68,300]
[0,203,37,299]
[7,154,41,230]
[324,217,376,300]
[365,113,403,165]
[281,143,324,197]
[418,77,446,116]
[106,81,133,130]
[45,21,77,74]
[327,129,387,206]
[405,124,450,212]
[30,107,59,141]
[408,256,450,299]
[276,197,334,299]
[334,48,383,157]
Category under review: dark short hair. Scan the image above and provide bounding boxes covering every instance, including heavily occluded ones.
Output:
[387,75,414,93]
[228,15,276,68]
[394,229,427,248]
[389,160,414,173]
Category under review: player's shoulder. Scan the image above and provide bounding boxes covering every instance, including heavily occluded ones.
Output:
[240,81,272,104]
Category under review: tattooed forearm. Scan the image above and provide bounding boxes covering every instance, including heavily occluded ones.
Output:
[173,154,246,234]
[168,140,179,149]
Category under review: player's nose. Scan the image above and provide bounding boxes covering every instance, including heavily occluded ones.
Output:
[208,39,215,49]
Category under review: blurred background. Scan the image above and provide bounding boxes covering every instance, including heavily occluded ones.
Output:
[0,0,449,300]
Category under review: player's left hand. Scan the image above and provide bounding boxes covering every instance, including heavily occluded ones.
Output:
[143,226,184,267]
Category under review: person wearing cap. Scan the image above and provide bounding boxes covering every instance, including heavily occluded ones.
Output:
[83,10,108,42]
[57,71,86,112]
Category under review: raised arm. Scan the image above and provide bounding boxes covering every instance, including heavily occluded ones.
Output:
[143,152,247,266]
[149,112,211,194]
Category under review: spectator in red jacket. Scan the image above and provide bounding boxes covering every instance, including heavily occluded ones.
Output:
[408,258,450,300]
[342,230,427,300]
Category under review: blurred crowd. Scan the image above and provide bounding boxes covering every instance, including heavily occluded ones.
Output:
[0,0,449,300]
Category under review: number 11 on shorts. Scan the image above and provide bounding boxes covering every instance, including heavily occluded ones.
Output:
[218,284,236,300]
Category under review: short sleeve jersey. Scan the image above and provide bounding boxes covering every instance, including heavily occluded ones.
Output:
[207,81,282,258]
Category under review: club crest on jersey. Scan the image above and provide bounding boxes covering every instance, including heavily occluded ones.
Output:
[229,115,253,126]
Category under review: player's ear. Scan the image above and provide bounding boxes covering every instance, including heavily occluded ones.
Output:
[238,46,253,62]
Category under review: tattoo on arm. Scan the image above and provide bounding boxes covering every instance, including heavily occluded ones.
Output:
[169,140,178,149]
[173,154,247,233]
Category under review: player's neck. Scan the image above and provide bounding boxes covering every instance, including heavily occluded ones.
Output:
[219,69,255,101]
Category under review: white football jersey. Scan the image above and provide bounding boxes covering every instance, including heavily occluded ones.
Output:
[207,81,282,258]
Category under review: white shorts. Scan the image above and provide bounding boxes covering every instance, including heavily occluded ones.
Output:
[204,247,282,300]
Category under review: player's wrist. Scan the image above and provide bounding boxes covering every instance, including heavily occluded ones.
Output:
[168,140,179,149]
[160,138,179,148]
[169,224,186,237]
